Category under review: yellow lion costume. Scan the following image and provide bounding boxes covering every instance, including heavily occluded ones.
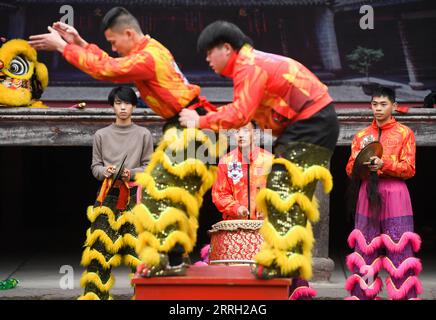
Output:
[0,39,48,108]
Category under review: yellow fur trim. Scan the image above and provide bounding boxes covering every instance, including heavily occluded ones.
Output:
[122,233,138,250]
[80,272,115,292]
[271,158,333,193]
[255,223,314,279]
[0,85,32,107]
[274,251,312,279]
[80,248,122,269]
[255,247,313,280]
[87,206,137,231]
[78,292,101,300]
[138,246,160,266]
[156,127,227,160]
[133,203,198,244]
[135,173,199,219]
[87,205,114,223]
[123,254,141,268]
[111,211,137,230]
[137,230,193,253]
[35,62,48,88]
[259,221,314,252]
[133,204,190,234]
[256,189,320,222]
[84,228,123,254]
[152,150,215,203]
[253,245,275,267]
[29,100,48,108]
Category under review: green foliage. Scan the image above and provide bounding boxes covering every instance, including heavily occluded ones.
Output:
[347,46,384,82]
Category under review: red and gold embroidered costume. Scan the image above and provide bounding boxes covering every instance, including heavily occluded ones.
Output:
[63,35,200,118]
[346,117,415,179]
[198,44,333,136]
[344,117,422,300]
[212,146,273,220]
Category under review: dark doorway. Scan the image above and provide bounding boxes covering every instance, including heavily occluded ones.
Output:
[0,146,221,261]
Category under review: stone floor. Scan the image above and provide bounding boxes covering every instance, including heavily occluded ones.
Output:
[1,251,435,300]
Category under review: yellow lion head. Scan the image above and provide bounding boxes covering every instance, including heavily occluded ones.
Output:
[0,39,49,107]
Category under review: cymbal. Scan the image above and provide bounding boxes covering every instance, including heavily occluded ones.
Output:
[353,141,383,179]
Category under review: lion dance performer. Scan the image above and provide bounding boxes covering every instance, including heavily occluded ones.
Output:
[81,86,154,300]
[345,86,422,300]
[179,21,339,299]
[29,7,225,298]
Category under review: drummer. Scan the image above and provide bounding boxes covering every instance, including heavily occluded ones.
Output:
[344,86,422,300]
[212,121,273,220]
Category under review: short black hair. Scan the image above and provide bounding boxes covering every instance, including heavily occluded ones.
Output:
[108,86,138,106]
[197,20,253,53]
[371,86,396,103]
[101,7,142,33]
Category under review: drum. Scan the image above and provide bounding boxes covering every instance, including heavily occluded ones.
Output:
[208,219,264,264]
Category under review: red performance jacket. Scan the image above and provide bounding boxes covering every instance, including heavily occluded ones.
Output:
[63,35,200,119]
[199,44,333,136]
[346,117,416,179]
[212,146,273,220]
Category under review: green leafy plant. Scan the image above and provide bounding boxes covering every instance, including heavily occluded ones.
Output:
[347,46,384,82]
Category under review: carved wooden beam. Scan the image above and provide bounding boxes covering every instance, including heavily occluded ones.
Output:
[1,108,436,146]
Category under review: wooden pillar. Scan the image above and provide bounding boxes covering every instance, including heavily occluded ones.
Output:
[397,19,425,90]
[314,7,342,73]
[312,162,335,281]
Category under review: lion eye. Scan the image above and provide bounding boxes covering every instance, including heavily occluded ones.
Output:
[8,56,29,76]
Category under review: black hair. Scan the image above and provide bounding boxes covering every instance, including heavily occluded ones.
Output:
[371,86,396,103]
[108,86,138,106]
[347,162,381,224]
[101,7,141,33]
[197,20,253,53]
[250,120,258,129]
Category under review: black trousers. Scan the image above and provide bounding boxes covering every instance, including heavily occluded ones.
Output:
[274,103,340,153]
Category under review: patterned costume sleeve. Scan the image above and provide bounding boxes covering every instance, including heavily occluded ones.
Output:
[212,159,241,219]
[199,65,268,131]
[63,43,154,83]
[346,134,361,178]
[381,128,416,179]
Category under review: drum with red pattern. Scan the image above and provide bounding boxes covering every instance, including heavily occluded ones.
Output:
[208,220,264,264]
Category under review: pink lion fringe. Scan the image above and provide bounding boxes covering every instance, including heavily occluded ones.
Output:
[345,274,383,298]
[383,257,422,279]
[385,276,423,300]
[344,296,382,300]
[381,232,421,253]
[289,286,317,300]
[346,252,383,275]
[193,244,210,266]
[347,229,383,255]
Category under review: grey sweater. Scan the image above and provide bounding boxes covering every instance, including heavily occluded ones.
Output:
[91,123,154,181]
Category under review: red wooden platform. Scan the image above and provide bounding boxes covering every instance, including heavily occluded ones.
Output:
[132,265,292,300]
